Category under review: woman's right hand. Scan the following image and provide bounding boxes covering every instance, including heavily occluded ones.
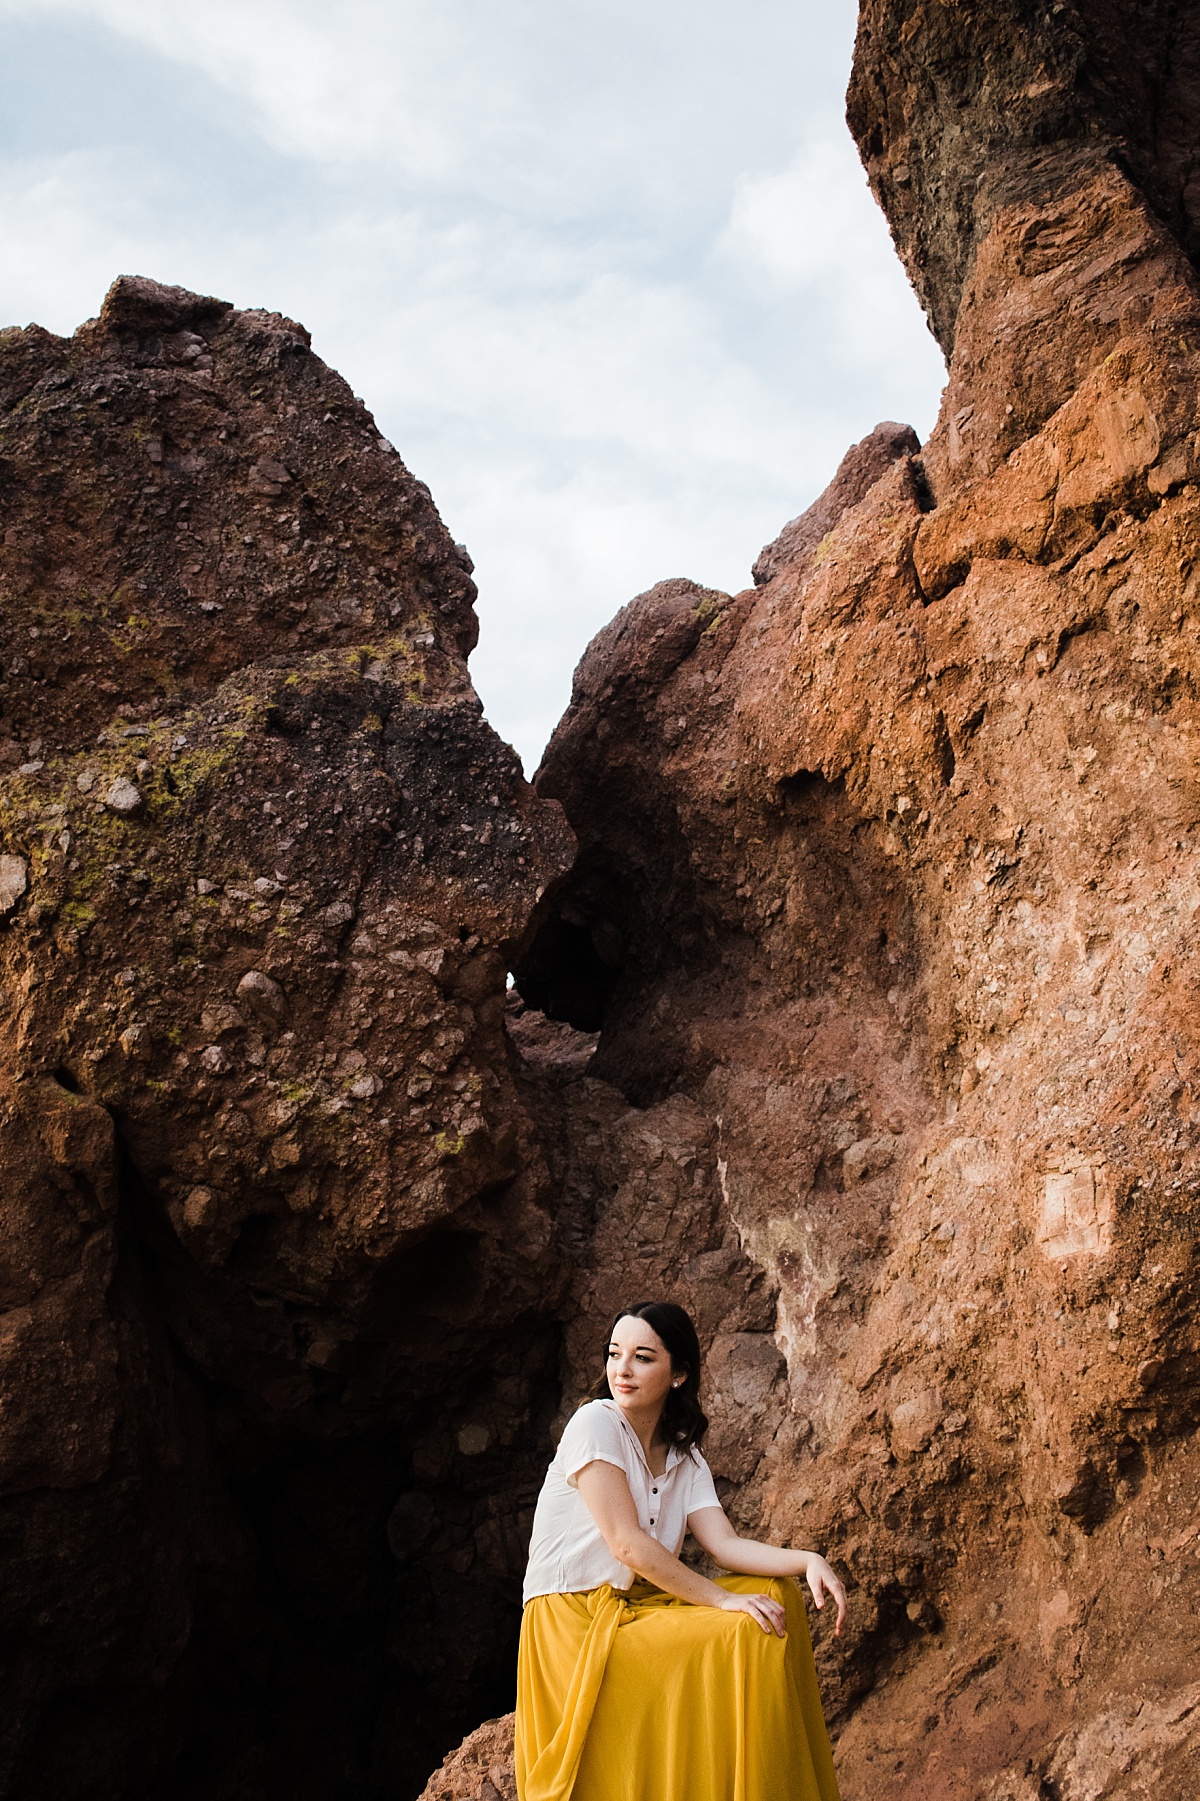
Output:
[716,1590,787,1636]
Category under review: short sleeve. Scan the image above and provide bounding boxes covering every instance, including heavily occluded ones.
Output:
[558,1403,629,1488]
[683,1449,721,1516]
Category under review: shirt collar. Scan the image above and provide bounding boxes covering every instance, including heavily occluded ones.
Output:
[601,1400,686,1474]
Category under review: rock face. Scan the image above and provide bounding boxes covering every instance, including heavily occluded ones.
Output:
[501,2,1200,1796]
[752,421,920,587]
[0,275,574,1799]
[846,0,1200,360]
[416,1713,515,1801]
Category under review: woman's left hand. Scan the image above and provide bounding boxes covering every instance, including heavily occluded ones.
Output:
[804,1556,847,1635]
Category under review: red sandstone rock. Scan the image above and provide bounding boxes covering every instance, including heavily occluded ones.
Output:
[416,1713,516,1801]
[752,420,920,587]
[13,4,1200,1797]
[506,5,1200,1796]
[846,0,1200,359]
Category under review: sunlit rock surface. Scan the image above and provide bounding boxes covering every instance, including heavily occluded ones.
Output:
[503,2,1200,1795]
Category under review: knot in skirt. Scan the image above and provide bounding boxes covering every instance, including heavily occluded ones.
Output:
[515,1576,841,1801]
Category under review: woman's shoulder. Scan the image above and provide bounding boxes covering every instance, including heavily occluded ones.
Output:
[551,1398,630,1479]
[558,1398,625,1450]
[569,1397,624,1431]
[677,1440,713,1484]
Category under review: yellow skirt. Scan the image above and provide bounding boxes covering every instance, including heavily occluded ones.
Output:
[515,1576,841,1801]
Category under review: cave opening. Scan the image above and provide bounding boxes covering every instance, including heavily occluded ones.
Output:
[510,851,638,1037]
[511,916,620,1033]
[509,843,737,1106]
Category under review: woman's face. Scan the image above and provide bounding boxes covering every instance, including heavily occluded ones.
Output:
[605,1315,678,1418]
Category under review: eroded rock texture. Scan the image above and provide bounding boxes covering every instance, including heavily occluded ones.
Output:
[416,1712,515,1801]
[499,2,1200,1796]
[846,0,1200,359]
[0,276,574,1799]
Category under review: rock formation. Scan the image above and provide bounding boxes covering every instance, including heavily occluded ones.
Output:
[417,1713,516,1801]
[8,0,1200,1797]
[496,1,1200,1796]
[0,275,574,1798]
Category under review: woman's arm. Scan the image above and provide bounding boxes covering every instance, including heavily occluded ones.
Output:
[573,1461,786,1635]
[688,1505,847,1635]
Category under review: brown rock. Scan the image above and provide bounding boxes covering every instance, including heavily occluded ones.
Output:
[752,420,920,586]
[416,1713,516,1801]
[235,967,288,1029]
[0,277,574,1799]
[846,0,1200,356]
[13,4,1200,1798]
[97,273,233,335]
[504,4,1200,1795]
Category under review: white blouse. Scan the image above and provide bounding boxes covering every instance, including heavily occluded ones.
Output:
[522,1399,722,1603]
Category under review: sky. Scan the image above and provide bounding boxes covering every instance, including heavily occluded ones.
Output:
[0,0,946,771]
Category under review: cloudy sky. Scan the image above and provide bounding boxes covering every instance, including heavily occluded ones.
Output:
[0,0,946,769]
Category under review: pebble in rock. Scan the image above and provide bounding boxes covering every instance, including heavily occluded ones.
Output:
[0,854,28,914]
[105,778,144,815]
[236,969,288,1030]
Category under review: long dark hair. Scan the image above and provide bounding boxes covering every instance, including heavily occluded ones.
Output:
[591,1301,709,1452]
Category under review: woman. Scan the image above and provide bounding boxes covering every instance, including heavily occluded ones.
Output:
[516,1301,845,1801]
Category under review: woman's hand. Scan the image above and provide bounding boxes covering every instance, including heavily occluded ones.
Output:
[717,1589,787,1636]
[804,1555,847,1635]
[687,1507,848,1634]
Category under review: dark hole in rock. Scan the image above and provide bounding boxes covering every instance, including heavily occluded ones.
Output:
[512,916,622,1033]
[777,767,826,800]
[777,768,846,814]
[226,1208,282,1276]
[933,713,956,785]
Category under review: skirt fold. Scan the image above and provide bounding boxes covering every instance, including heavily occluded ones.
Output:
[515,1576,841,1801]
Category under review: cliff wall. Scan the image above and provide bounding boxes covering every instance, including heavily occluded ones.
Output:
[493,1,1200,1794]
[0,275,574,1799]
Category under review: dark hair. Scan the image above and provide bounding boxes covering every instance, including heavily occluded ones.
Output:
[591,1301,708,1452]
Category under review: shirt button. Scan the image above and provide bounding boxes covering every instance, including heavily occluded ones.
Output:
[652,1487,658,1494]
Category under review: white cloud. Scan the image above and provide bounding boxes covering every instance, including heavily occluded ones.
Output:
[7,0,475,172]
[0,0,858,200]
[721,132,943,383]
[0,0,945,769]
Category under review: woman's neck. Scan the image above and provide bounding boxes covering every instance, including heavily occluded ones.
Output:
[613,1400,668,1469]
